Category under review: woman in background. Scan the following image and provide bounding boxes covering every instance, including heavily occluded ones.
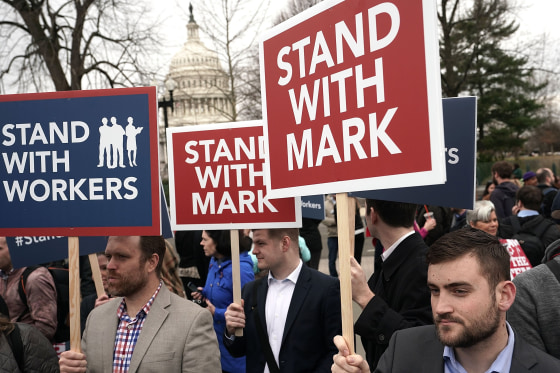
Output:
[481,180,497,201]
[193,230,254,373]
[467,200,532,278]
[467,200,500,236]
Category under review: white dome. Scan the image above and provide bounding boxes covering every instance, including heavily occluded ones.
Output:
[169,11,221,71]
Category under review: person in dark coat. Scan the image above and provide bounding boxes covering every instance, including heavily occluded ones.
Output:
[349,199,432,370]
[0,295,59,372]
[300,217,323,270]
[174,230,210,299]
[500,185,560,266]
[490,161,519,219]
[224,228,341,373]
[332,228,560,373]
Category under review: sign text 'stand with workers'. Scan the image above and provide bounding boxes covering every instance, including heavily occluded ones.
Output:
[260,0,446,197]
[0,88,160,236]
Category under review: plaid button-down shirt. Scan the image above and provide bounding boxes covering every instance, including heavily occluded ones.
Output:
[112,281,162,373]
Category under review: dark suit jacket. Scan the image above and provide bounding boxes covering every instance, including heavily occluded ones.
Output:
[375,325,560,372]
[355,232,433,369]
[224,264,341,372]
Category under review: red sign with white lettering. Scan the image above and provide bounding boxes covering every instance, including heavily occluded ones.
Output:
[260,0,446,198]
[500,239,533,279]
[167,121,300,230]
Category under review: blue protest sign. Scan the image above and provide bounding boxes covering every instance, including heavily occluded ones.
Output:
[6,236,107,269]
[0,88,161,236]
[301,195,325,220]
[352,97,476,209]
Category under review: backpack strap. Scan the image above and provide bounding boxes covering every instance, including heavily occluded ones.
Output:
[251,278,280,373]
[17,266,38,321]
[5,323,25,372]
[546,259,560,283]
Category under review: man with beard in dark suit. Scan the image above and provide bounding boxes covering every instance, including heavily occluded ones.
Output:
[332,228,560,373]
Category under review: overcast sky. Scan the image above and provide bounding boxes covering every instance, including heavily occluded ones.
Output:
[515,0,559,42]
[2,0,558,93]
[154,0,560,76]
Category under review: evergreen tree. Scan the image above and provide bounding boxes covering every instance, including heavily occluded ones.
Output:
[439,0,546,160]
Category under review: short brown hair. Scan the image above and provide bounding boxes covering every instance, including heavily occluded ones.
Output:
[427,227,510,289]
[491,161,513,179]
[254,228,299,245]
[516,185,542,211]
[139,236,166,276]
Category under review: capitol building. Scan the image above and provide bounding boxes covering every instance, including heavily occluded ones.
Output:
[159,5,234,176]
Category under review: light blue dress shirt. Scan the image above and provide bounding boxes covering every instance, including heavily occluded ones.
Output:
[443,322,515,373]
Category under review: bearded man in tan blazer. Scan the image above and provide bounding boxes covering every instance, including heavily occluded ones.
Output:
[59,236,220,373]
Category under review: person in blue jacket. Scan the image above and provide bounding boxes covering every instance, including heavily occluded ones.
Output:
[192,230,254,373]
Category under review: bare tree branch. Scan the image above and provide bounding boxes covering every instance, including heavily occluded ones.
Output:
[0,0,163,93]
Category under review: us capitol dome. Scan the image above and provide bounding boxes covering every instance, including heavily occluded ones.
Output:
[165,4,233,127]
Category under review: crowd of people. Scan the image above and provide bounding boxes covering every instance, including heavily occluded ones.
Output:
[2,160,560,372]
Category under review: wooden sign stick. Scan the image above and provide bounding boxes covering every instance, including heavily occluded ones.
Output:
[88,253,105,298]
[348,197,356,256]
[230,229,243,337]
[68,237,82,352]
[336,192,356,353]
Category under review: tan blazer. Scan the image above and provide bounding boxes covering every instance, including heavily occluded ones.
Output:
[82,285,221,372]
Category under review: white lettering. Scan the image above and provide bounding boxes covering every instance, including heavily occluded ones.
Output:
[335,13,364,64]
[369,3,400,52]
[287,128,313,171]
[343,118,367,161]
[277,46,292,86]
[316,124,341,166]
[289,79,321,125]
[309,31,335,75]
[369,108,401,157]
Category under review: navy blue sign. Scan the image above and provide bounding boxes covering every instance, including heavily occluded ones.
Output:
[0,88,160,236]
[6,236,106,268]
[352,97,476,209]
[301,195,325,220]
[7,182,173,267]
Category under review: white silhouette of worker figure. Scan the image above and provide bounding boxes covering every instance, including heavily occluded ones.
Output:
[109,116,126,169]
[125,116,143,167]
[97,117,111,167]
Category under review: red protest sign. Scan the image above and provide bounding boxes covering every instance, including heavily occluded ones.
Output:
[500,239,533,279]
[167,121,300,230]
[260,0,445,198]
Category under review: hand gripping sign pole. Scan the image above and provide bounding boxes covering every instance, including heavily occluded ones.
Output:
[336,193,356,353]
[68,237,82,352]
[230,229,244,337]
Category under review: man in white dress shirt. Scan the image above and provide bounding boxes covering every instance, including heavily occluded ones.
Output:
[224,228,341,373]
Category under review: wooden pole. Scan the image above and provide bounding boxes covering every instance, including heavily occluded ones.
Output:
[336,192,355,353]
[88,253,105,298]
[348,197,356,256]
[68,237,82,352]
[230,229,243,337]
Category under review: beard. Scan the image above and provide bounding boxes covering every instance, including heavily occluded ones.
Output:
[107,267,149,297]
[435,302,501,348]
